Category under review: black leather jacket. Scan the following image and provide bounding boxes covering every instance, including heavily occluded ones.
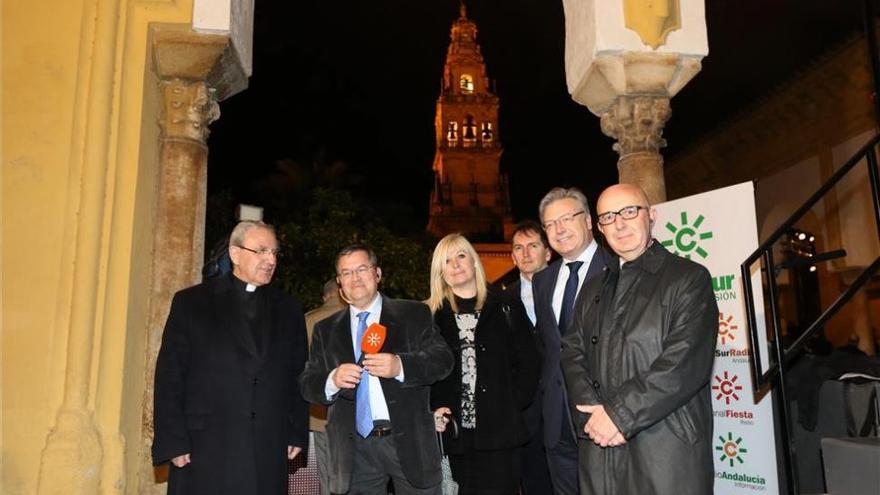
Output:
[561,242,718,495]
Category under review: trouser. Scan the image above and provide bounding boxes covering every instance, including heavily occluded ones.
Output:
[520,425,553,494]
[348,433,441,495]
[313,431,332,495]
[546,407,578,495]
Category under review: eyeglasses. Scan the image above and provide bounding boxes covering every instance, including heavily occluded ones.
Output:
[237,245,282,257]
[596,205,647,226]
[338,265,375,281]
[542,210,585,231]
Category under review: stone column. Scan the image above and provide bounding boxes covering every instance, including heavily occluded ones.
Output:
[600,96,672,204]
[36,0,123,491]
[138,25,244,494]
[560,0,707,202]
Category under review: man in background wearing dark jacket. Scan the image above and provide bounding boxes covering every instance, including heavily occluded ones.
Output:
[507,220,553,495]
[561,184,717,495]
[305,279,345,495]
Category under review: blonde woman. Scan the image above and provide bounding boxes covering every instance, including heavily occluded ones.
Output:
[428,234,540,495]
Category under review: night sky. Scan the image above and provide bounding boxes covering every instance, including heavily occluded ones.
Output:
[205,0,866,228]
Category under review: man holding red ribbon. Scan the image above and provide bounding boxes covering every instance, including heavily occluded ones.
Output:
[299,244,454,495]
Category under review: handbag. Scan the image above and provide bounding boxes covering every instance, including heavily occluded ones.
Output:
[438,414,460,495]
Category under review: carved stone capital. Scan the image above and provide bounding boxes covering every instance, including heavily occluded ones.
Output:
[151,24,247,102]
[600,96,671,156]
[159,79,220,144]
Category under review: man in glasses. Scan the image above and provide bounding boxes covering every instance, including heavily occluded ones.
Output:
[531,187,614,495]
[561,184,717,495]
[299,244,453,495]
[153,220,310,495]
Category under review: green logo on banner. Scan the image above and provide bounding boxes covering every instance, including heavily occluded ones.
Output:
[716,432,748,467]
[661,211,714,259]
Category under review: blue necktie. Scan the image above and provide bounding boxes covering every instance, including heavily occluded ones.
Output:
[354,311,373,438]
[558,261,583,334]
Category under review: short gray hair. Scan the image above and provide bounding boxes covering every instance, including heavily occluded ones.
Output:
[538,187,591,220]
[229,220,275,247]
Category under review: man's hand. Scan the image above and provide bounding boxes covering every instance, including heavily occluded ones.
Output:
[576,404,626,448]
[362,353,401,378]
[433,407,452,433]
[287,446,302,460]
[171,453,191,467]
[333,363,363,389]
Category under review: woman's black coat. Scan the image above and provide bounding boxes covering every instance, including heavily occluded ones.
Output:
[430,288,540,453]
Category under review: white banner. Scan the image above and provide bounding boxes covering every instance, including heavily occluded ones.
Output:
[653,181,779,494]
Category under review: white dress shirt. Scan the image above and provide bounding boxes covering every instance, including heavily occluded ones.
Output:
[324,294,403,422]
[551,239,598,323]
[519,275,537,325]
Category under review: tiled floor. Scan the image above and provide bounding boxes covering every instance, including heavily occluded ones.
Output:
[288,439,320,495]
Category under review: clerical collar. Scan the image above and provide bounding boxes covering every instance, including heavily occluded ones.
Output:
[230,273,259,293]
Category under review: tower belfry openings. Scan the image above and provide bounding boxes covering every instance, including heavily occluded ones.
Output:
[427,3,513,241]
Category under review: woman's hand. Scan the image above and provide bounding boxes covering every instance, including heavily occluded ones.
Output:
[433,407,452,432]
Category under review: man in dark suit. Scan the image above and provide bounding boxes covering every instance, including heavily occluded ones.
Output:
[531,187,612,495]
[299,244,453,495]
[152,220,309,495]
[507,220,553,495]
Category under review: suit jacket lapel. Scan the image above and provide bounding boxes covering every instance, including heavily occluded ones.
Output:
[554,246,613,334]
[538,260,562,328]
[332,308,356,362]
[585,245,612,282]
[571,246,615,322]
[378,295,401,355]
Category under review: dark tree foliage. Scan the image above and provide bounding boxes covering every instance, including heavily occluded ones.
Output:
[204,188,237,262]
[273,188,434,310]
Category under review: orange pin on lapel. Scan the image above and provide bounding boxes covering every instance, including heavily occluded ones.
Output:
[360,323,387,355]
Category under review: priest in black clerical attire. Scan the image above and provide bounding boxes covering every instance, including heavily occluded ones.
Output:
[153,220,309,495]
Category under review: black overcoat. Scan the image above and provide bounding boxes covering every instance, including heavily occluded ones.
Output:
[561,242,718,495]
[152,275,309,495]
[430,288,540,452]
[503,279,542,438]
[298,296,454,494]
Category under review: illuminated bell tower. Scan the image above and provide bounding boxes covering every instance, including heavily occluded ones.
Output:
[427,3,514,242]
